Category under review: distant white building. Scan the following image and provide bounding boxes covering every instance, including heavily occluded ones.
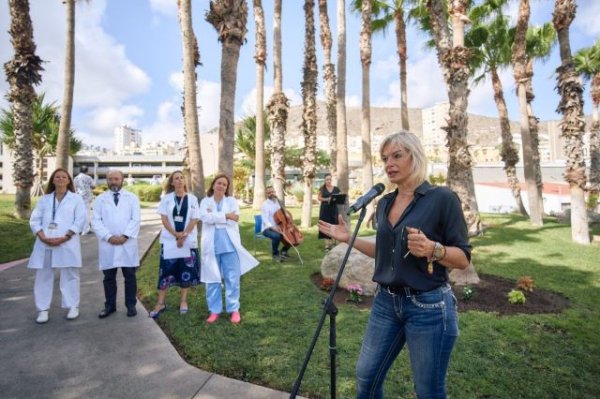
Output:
[114,125,142,154]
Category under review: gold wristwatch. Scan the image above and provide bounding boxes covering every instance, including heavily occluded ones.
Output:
[431,242,446,262]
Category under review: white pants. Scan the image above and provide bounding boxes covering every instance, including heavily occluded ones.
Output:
[33,251,80,311]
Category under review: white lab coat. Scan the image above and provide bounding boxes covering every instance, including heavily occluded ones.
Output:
[92,189,141,270]
[157,192,200,248]
[199,196,259,283]
[27,191,86,269]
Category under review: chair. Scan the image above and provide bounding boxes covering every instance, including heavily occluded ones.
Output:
[253,214,267,255]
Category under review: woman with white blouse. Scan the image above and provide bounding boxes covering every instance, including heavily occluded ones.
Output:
[149,171,201,318]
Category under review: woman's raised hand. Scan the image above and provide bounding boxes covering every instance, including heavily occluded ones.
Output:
[318,215,350,243]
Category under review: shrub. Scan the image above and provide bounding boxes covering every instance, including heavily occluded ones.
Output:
[462,285,475,301]
[131,185,162,202]
[507,289,526,305]
[517,276,535,293]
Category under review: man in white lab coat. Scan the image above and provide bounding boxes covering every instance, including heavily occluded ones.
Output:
[92,170,141,318]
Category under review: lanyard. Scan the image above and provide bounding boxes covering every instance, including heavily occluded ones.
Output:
[175,194,186,216]
[52,192,64,222]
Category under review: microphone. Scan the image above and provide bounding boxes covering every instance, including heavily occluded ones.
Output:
[347,183,385,215]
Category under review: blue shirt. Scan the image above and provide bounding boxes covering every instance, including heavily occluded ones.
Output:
[373,181,472,291]
[214,199,236,255]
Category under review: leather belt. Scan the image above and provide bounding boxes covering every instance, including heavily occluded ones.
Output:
[380,284,423,296]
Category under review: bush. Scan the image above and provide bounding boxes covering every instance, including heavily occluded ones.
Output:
[462,285,475,301]
[507,289,526,305]
[517,276,535,293]
[130,185,162,202]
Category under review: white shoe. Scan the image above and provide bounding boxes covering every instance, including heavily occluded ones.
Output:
[66,307,79,320]
[36,310,49,324]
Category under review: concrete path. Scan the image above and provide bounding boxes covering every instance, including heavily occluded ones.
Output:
[0,207,302,399]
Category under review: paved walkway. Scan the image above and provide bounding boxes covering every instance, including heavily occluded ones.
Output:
[0,207,302,399]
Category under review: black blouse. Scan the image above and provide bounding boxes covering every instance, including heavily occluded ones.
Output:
[372,181,472,291]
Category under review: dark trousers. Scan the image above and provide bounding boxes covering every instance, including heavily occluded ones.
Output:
[103,267,137,309]
[262,228,291,256]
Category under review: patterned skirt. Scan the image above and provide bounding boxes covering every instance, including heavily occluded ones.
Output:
[157,246,201,289]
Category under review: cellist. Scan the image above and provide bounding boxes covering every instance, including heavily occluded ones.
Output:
[260,186,291,262]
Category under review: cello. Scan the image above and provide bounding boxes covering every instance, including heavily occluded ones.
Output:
[274,199,304,263]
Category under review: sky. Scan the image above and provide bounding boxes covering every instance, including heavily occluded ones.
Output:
[0,0,598,150]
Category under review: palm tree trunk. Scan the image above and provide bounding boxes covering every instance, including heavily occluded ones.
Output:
[360,0,374,226]
[513,0,543,226]
[252,0,267,209]
[207,0,248,180]
[5,0,43,219]
[301,0,318,228]
[266,0,288,202]
[589,74,600,192]
[490,67,528,216]
[318,0,337,176]
[56,0,75,170]
[178,0,205,199]
[525,59,545,217]
[429,0,482,235]
[395,6,409,131]
[553,0,590,244]
[218,42,242,179]
[335,0,350,220]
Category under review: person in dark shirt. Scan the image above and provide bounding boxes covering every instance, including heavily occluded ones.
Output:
[318,131,471,399]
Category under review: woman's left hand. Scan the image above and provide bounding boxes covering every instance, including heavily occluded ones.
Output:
[406,227,434,259]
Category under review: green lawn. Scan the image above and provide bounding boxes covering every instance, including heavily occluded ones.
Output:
[137,209,600,399]
[2,193,599,397]
[0,194,36,263]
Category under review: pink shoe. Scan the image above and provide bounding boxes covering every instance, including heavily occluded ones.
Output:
[206,313,220,324]
[230,311,241,324]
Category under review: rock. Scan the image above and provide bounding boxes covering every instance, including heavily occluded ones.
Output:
[320,237,377,296]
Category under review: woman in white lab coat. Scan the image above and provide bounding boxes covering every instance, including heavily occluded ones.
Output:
[200,174,259,324]
[28,168,86,324]
[149,171,200,318]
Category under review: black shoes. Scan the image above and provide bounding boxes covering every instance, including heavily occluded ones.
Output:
[98,307,116,319]
[127,307,137,317]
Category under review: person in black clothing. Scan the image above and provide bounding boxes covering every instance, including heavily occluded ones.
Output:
[317,173,341,251]
[318,132,471,399]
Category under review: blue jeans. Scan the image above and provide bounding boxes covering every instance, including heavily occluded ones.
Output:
[205,252,241,314]
[261,228,290,256]
[356,284,459,399]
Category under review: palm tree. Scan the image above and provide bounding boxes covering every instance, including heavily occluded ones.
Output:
[335,0,350,218]
[426,0,480,285]
[234,113,270,169]
[553,0,590,245]
[1,93,82,196]
[427,0,481,236]
[266,0,289,202]
[512,0,544,226]
[574,41,600,193]
[360,0,375,224]
[354,0,410,130]
[300,0,318,228]
[206,0,248,179]
[252,0,267,209]
[318,0,338,176]
[178,0,205,199]
[55,0,75,169]
[525,23,556,220]
[466,8,527,216]
[4,0,43,219]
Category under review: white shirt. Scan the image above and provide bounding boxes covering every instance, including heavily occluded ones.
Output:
[74,173,95,203]
[260,198,281,232]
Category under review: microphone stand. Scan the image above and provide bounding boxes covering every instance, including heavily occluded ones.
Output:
[290,206,368,399]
